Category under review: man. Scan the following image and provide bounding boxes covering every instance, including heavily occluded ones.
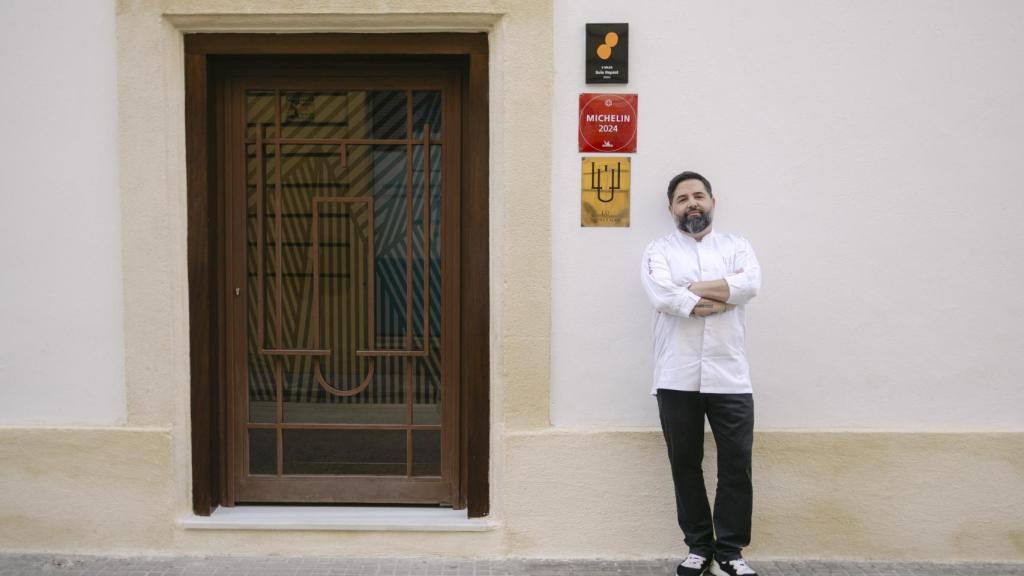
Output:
[641,171,762,576]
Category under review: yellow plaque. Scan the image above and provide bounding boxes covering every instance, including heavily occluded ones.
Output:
[581,156,630,227]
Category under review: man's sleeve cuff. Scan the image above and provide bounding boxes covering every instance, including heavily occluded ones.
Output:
[724,272,747,304]
[678,289,701,316]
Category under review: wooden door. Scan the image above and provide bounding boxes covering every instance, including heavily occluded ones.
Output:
[220,59,461,505]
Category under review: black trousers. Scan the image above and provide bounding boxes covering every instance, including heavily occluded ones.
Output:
[656,389,754,561]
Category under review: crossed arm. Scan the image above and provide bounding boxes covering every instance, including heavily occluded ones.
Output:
[688,280,735,318]
[641,240,760,319]
[641,252,734,318]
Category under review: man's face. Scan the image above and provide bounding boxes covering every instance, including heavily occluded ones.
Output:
[669,179,715,235]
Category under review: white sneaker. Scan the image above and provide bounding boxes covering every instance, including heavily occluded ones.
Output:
[676,553,712,576]
[710,557,758,576]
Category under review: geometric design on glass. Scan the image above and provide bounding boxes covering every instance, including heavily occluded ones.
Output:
[244,88,445,479]
[250,103,435,397]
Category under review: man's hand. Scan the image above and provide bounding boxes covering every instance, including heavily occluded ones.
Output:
[691,298,735,318]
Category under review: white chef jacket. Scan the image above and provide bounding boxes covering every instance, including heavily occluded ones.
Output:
[641,230,761,395]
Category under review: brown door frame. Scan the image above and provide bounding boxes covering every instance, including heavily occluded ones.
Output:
[185,33,490,517]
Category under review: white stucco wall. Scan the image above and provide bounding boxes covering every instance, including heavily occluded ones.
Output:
[0,0,124,424]
[551,0,1024,429]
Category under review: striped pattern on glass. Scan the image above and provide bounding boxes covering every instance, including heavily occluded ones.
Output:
[244,89,443,477]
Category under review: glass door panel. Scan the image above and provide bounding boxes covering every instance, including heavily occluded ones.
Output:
[240,83,449,501]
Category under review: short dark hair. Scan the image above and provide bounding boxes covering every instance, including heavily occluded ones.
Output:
[667,171,713,202]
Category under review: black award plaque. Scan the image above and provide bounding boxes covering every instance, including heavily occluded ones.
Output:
[586,23,629,84]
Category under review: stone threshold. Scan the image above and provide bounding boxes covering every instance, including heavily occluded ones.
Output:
[179,505,495,532]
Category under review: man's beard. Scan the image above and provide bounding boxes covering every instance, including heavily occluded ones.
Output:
[676,210,713,234]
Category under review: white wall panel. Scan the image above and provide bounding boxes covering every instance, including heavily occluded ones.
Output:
[0,0,124,424]
[551,0,1024,429]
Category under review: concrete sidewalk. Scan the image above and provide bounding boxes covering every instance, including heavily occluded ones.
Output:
[1,555,1023,576]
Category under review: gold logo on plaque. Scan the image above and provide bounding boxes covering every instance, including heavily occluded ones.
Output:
[581,157,630,227]
[596,32,619,60]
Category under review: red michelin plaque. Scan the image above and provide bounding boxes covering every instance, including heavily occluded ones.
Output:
[578,93,638,153]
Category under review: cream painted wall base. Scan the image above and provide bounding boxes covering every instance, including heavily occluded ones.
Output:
[2,427,1021,560]
[503,430,1024,561]
[0,427,173,553]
